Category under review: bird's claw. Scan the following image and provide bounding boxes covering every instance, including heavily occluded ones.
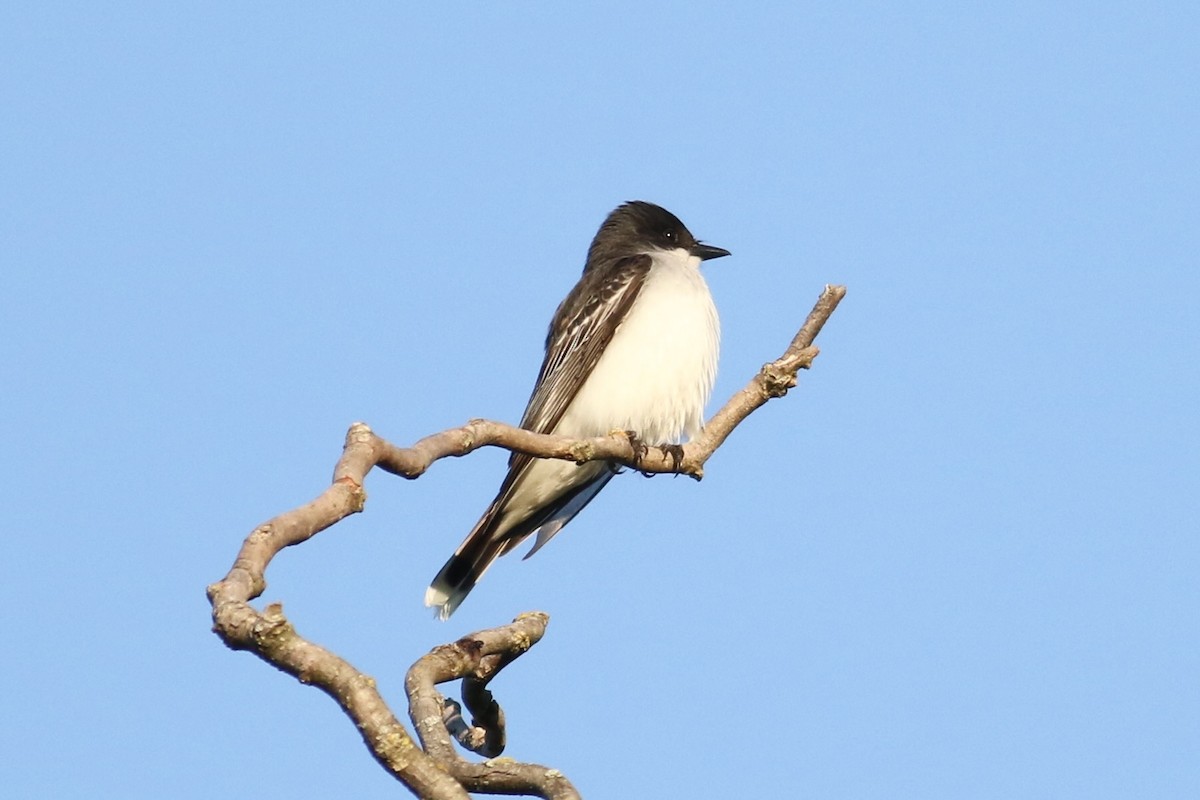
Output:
[623,430,649,468]
[662,443,685,471]
[618,432,684,476]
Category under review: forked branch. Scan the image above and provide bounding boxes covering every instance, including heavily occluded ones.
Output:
[207,284,846,798]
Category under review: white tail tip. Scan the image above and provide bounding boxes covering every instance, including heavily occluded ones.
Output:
[423,585,455,621]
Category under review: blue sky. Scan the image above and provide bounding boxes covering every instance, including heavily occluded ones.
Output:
[2,3,1197,797]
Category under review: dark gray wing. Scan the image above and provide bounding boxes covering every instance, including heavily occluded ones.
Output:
[425,256,652,610]
[485,255,651,549]
[516,254,652,441]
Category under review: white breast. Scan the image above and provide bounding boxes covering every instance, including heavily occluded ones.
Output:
[556,248,720,444]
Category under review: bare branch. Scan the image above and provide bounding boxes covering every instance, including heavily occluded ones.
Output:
[438,643,521,759]
[367,283,847,481]
[207,284,846,797]
[406,612,580,799]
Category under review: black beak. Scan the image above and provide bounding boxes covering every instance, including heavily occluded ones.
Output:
[692,242,731,261]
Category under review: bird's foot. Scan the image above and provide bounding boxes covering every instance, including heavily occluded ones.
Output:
[615,431,684,476]
[662,443,685,472]
[621,429,649,470]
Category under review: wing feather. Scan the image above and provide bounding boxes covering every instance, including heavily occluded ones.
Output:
[486,255,651,545]
[520,255,651,435]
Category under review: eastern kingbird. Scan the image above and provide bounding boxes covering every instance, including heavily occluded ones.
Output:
[425,201,729,619]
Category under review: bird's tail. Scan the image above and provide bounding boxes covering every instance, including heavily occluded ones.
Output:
[424,510,510,620]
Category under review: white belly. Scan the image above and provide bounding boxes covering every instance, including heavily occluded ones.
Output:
[556,250,720,444]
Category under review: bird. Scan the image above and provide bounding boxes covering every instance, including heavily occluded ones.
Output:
[425,201,729,619]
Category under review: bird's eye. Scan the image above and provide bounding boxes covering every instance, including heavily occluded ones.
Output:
[663,230,677,242]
